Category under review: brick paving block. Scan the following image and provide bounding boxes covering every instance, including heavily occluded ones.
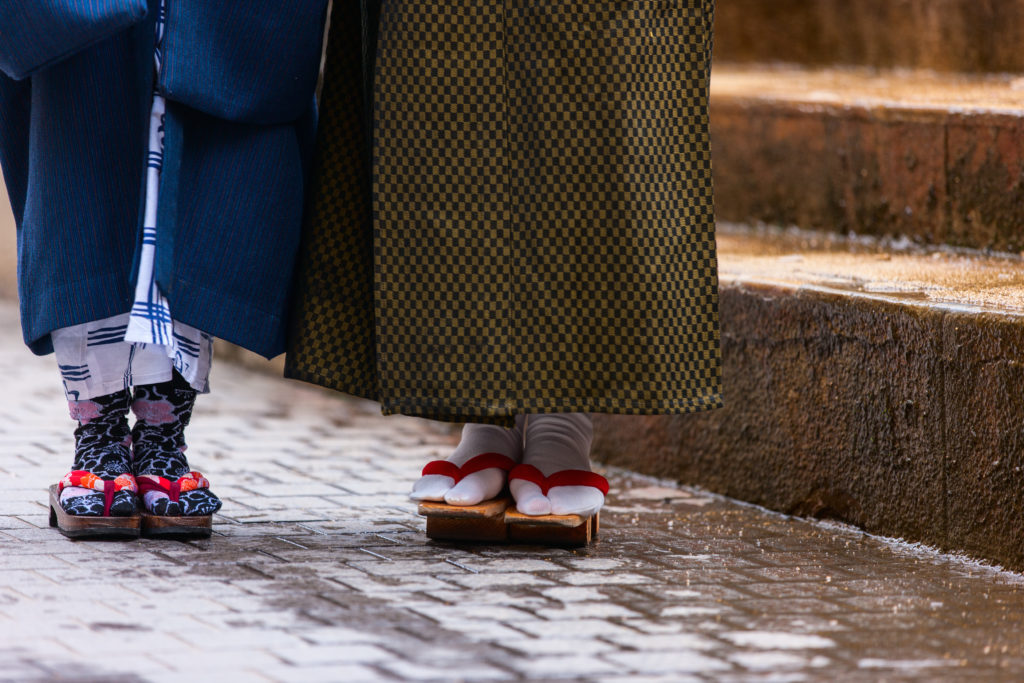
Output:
[536,604,641,620]
[446,573,557,590]
[458,558,568,573]
[139,669,267,683]
[238,495,343,512]
[422,590,549,610]
[295,626,391,645]
[603,651,733,675]
[515,619,634,640]
[259,664,385,683]
[738,598,850,617]
[408,604,535,624]
[381,660,512,681]
[271,643,392,666]
[557,573,653,587]
[502,637,617,656]
[729,651,819,671]
[563,558,626,570]
[348,559,472,577]
[166,650,290,675]
[602,633,719,652]
[334,574,456,595]
[431,619,528,643]
[0,518,37,532]
[722,631,837,650]
[659,606,726,618]
[540,586,607,603]
[225,510,334,524]
[511,654,622,678]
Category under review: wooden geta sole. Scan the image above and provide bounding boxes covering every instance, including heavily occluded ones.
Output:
[140,511,213,538]
[505,509,598,547]
[48,485,140,540]
[418,497,599,546]
[418,497,511,542]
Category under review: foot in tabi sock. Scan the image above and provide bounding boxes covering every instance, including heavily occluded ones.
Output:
[509,413,608,518]
[59,389,139,516]
[131,373,221,517]
[410,417,525,506]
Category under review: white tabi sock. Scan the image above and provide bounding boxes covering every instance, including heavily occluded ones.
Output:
[510,413,603,517]
[410,416,524,506]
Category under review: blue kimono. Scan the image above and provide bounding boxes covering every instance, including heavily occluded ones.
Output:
[0,0,327,357]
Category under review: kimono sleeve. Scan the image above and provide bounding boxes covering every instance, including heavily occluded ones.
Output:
[0,0,146,80]
[159,1,328,124]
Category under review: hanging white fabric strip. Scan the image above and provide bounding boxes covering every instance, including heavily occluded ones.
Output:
[123,0,208,386]
[125,0,173,350]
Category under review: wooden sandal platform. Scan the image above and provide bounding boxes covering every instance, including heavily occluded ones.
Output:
[418,496,599,546]
[140,511,212,538]
[505,508,598,547]
[418,496,512,542]
[48,484,140,540]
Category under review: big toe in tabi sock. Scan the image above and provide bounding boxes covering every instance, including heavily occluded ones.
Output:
[411,417,524,506]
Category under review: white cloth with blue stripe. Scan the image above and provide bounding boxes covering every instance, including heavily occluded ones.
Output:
[52,0,212,401]
[53,315,212,401]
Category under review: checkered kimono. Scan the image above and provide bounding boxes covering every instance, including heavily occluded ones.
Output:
[286,0,722,425]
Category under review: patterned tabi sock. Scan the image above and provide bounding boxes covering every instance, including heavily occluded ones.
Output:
[60,389,138,516]
[131,373,221,516]
[510,413,605,517]
[410,416,525,506]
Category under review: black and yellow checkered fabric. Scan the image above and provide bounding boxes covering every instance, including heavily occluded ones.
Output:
[286,0,722,425]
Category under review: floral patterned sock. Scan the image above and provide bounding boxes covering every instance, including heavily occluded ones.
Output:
[60,389,138,516]
[131,373,221,516]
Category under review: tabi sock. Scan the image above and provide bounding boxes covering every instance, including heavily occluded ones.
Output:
[410,416,525,506]
[61,389,138,516]
[131,373,221,516]
[510,413,603,517]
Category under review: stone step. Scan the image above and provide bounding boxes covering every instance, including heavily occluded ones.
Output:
[711,66,1024,252]
[715,0,1024,73]
[593,224,1024,570]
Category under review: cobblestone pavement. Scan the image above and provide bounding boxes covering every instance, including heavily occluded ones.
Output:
[1,304,1024,682]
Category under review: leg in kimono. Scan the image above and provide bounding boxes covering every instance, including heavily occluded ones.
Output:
[52,315,219,526]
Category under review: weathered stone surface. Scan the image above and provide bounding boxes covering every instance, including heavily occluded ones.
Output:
[947,113,1024,250]
[942,313,1024,569]
[715,0,1024,73]
[594,228,1024,568]
[711,68,1024,251]
[595,282,947,544]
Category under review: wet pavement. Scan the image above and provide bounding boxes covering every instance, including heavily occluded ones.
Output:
[1,303,1024,682]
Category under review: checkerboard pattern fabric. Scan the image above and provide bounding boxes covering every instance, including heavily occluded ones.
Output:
[286,0,722,425]
[284,0,379,400]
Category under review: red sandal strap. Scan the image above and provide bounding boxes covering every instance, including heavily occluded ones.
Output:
[508,464,609,496]
[103,479,115,517]
[507,464,547,490]
[57,471,138,518]
[547,470,610,496]
[137,471,211,503]
[421,460,461,480]
[58,471,138,494]
[421,452,517,483]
